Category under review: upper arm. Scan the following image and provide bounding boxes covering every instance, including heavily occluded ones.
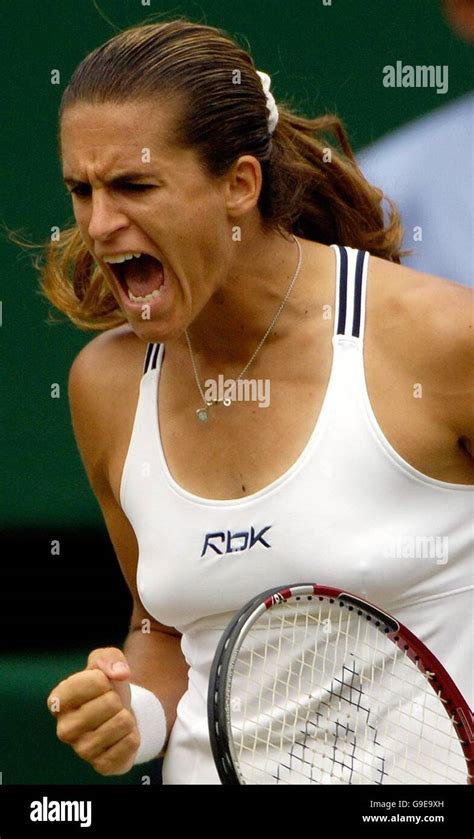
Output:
[433,282,474,451]
[409,278,474,454]
[68,333,181,638]
[91,479,181,637]
[378,264,474,456]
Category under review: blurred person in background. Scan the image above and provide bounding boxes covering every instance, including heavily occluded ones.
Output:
[358,0,473,287]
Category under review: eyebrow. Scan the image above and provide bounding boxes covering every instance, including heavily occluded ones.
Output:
[63,171,157,186]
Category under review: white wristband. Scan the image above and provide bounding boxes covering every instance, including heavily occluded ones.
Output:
[129,684,167,764]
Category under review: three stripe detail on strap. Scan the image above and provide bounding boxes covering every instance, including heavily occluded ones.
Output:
[336,246,367,339]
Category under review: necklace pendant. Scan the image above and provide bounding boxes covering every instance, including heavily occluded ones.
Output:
[196,407,209,422]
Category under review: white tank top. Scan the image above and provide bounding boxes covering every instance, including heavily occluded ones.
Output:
[120,245,473,784]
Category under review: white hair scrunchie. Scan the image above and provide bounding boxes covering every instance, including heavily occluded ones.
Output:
[256,70,279,135]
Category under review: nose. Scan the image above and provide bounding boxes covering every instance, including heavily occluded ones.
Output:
[87,188,129,243]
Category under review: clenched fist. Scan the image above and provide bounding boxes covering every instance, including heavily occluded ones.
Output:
[46,647,140,776]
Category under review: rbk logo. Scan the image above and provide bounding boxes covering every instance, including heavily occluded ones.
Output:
[201,525,272,558]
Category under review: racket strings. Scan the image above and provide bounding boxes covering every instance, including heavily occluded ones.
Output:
[228,598,467,784]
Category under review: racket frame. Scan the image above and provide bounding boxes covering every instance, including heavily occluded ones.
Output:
[208,583,473,785]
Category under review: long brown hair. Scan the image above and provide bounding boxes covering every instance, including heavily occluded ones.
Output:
[38,18,406,331]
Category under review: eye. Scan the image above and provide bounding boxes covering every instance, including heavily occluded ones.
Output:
[68,184,91,198]
[115,183,156,192]
[67,183,156,198]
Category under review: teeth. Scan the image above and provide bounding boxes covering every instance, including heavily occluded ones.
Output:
[101,251,164,302]
[128,287,162,303]
[103,252,142,264]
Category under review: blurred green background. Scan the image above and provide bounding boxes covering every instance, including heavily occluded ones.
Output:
[1,0,472,784]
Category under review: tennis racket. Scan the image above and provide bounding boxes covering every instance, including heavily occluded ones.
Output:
[208,583,473,785]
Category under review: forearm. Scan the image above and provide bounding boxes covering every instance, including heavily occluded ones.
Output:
[123,628,189,742]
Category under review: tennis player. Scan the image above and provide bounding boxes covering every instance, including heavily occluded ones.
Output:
[45,20,473,784]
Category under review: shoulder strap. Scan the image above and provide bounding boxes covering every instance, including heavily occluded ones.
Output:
[330,245,369,341]
[143,343,160,374]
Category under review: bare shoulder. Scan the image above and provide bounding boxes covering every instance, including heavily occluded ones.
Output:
[368,256,473,366]
[69,323,147,386]
[367,257,473,442]
[68,324,147,480]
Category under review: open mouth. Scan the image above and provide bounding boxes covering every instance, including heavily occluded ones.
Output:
[111,254,166,303]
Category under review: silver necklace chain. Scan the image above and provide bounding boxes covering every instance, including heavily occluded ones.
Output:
[185,234,303,421]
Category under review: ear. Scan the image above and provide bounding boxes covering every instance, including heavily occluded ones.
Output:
[223,155,262,219]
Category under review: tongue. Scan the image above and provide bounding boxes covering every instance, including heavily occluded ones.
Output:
[122,255,164,296]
